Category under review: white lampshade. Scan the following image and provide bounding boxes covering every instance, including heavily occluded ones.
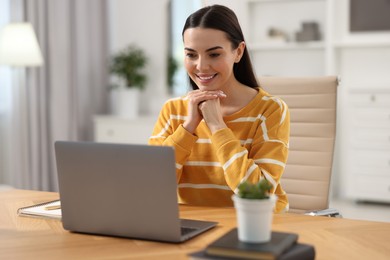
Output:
[0,22,44,67]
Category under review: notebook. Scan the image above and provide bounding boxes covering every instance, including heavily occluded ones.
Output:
[17,199,61,220]
[205,228,298,260]
[54,141,218,243]
[189,243,315,260]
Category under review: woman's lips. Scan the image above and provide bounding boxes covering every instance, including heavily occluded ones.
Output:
[196,74,217,83]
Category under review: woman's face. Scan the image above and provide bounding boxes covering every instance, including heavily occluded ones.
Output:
[183,27,244,91]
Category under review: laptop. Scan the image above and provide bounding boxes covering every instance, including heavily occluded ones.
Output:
[54,141,218,243]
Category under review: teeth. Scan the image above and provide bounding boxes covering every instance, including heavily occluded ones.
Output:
[198,75,214,80]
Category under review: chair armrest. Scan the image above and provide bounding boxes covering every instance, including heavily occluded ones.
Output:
[304,208,342,218]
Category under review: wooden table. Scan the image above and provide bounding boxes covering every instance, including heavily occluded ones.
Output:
[1,189,390,259]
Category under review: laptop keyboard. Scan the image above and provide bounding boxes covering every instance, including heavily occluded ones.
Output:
[181,226,198,236]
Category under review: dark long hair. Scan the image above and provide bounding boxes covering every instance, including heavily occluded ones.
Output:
[182,5,258,90]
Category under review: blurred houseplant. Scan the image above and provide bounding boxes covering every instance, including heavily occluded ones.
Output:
[237,179,273,200]
[232,179,276,243]
[109,44,148,119]
[110,44,147,90]
[167,55,178,94]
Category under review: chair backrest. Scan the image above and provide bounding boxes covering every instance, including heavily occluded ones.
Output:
[259,76,338,213]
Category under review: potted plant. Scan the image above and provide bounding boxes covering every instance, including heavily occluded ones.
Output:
[167,55,178,95]
[232,179,276,243]
[109,44,148,119]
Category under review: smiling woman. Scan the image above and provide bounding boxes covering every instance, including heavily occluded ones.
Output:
[149,5,291,214]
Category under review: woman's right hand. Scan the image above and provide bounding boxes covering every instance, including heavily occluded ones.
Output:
[183,90,224,134]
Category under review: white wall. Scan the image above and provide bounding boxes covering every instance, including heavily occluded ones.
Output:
[204,0,247,33]
[108,0,170,115]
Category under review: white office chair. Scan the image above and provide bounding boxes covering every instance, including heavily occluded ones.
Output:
[259,76,341,217]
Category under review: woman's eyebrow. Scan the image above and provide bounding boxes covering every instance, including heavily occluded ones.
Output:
[184,47,196,52]
[206,46,223,52]
[184,46,223,52]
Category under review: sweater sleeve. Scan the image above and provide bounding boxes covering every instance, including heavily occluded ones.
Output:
[211,100,290,195]
[148,101,198,181]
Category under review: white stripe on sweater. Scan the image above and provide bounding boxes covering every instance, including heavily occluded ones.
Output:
[151,114,187,138]
[229,114,269,141]
[195,138,252,145]
[241,139,253,145]
[233,163,259,194]
[229,114,265,123]
[149,135,166,140]
[262,96,287,125]
[196,138,212,144]
[261,119,269,141]
[254,158,286,168]
[178,183,231,190]
[223,150,248,171]
[185,161,221,167]
[229,116,258,122]
[280,100,287,124]
[261,168,278,189]
[264,139,288,146]
[170,114,187,121]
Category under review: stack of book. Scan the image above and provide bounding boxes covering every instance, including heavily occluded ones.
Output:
[189,228,315,260]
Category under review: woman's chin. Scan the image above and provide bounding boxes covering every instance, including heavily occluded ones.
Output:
[197,82,219,91]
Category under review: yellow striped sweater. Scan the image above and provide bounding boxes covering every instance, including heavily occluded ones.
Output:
[149,88,290,213]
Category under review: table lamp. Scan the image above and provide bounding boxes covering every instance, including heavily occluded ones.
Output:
[0,22,43,67]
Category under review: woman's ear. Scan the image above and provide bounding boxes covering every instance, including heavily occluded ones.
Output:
[235,41,246,63]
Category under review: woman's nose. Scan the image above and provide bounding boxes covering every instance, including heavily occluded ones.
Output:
[196,57,209,71]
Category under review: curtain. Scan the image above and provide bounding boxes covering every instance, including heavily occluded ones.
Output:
[0,0,11,188]
[4,0,109,191]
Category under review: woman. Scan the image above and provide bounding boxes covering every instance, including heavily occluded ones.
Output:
[149,5,290,213]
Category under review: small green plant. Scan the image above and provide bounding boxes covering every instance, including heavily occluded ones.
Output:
[167,55,178,93]
[109,44,148,90]
[237,179,273,200]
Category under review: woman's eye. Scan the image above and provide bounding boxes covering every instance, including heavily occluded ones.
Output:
[210,53,220,58]
[186,53,197,59]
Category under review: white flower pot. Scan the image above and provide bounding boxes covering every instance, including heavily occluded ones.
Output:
[232,194,276,243]
[111,87,140,119]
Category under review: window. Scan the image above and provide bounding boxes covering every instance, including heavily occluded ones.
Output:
[169,0,202,96]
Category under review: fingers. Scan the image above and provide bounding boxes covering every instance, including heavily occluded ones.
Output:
[187,90,226,106]
[184,90,227,134]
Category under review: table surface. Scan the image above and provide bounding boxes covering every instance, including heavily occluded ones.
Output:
[1,189,390,260]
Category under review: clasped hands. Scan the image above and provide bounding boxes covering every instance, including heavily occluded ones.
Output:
[183,90,228,134]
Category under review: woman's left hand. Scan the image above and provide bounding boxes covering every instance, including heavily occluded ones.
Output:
[198,94,227,133]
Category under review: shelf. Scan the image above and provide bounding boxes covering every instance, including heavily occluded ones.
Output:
[334,41,390,49]
[249,41,325,51]
[250,40,390,51]
[348,88,390,94]
[248,0,324,3]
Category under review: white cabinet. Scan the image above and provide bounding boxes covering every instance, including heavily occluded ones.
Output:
[345,91,390,203]
[336,45,390,202]
[93,115,157,145]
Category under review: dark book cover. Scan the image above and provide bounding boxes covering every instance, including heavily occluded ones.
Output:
[189,243,315,260]
[205,228,298,260]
